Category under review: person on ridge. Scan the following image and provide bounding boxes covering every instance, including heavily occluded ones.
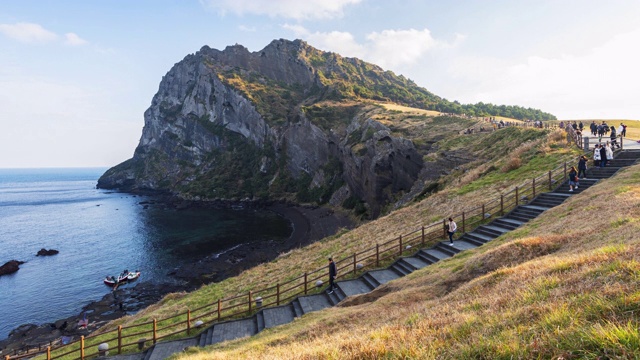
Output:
[327,257,337,294]
[447,217,457,245]
[577,155,588,179]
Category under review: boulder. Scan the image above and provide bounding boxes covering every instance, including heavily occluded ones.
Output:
[0,260,24,276]
[36,248,59,256]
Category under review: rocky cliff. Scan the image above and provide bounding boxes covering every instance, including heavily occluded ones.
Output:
[98,39,453,218]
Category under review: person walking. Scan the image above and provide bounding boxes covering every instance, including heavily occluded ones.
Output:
[593,144,602,167]
[568,166,579,192]
[605,142,614,164]
[600,144,608,167]
[578,155,588,179]
[327,257,337,294]
[610,126,620,149]
[447,217,457,245]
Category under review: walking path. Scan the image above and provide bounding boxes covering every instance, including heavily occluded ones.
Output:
[103,150,640,360]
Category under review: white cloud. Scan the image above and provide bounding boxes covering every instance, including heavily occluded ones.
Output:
[448,28,640,119]
[202,0,361,20]
[0,22,58,43]
[283,25,454,69]
[64,32,88,46]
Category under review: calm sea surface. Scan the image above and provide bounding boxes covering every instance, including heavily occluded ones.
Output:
[0,168,291,340]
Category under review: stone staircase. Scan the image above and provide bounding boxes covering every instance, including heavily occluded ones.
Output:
[113,150,640,360]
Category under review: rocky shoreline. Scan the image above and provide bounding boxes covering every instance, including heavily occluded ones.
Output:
[0,200,353,356]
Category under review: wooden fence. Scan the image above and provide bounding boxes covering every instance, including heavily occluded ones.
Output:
[3,152,580,360]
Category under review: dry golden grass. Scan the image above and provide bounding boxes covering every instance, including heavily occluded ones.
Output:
[177,164,640,359]
[376,102,442,117]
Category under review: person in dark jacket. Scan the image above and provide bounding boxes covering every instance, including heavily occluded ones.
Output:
[600,144,607,167]
[568,166,579,192]
[328,257,337,293]
[578,155,588,179]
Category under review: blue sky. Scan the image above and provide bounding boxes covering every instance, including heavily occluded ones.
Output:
[1,0,639,168]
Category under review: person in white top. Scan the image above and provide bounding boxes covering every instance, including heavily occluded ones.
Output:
[447,217,457,245]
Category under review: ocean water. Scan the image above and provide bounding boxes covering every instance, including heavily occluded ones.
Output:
[0,168,291,340]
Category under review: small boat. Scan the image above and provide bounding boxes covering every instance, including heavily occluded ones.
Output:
[103,269,141,286]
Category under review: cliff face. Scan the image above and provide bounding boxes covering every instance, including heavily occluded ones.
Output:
[98,39,431,218]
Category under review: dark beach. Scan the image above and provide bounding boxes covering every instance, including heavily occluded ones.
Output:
[0,201,353,356]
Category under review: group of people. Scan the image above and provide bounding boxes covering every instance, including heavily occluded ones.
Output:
[589,121,627,143]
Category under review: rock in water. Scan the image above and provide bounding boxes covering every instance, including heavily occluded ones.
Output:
[36,248,59,256]
[0,260,25,276]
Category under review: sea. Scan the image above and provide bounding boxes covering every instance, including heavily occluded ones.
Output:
[0,168,291,340]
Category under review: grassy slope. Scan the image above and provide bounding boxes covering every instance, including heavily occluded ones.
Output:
[91,112,580,335]
[176,154,640,359]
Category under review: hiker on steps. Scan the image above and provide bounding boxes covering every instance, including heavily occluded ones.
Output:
[578,156,588,180]
[447,217,457,245]
[605,143,613,166]
[599,144,608,167]
[327,257,337,294]
[593,144,602,167]
[568,167,579,192]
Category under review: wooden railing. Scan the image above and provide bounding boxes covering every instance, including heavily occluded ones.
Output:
[4,155,581,360]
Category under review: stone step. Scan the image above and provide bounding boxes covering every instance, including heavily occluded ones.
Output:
[435,242,461,256]
[291,299,304,318]
[416,249,439,264]
[460,233,486,246]
[390,260,412,276]
[256,310,265,332]
[262,305,295,329]
[421,248,452,261]
[361,272,380,289]
[491,219,520,230]
[367,269,401,285]
[504,213,533,223]
[401,256,430,270]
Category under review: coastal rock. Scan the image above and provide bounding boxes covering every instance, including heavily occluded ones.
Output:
[97,39,435,218]
[36,248,59,256]
[0,260,24,276]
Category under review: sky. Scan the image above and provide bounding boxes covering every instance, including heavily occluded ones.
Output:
[1,0,639,168]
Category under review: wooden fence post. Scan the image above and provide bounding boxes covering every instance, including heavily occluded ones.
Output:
[304,273,308,295]
[217,299,221,321]
[421,226,425,246]
[398,235,403,256]
[564,162,567,180]
[500,195,504,216]
[532,178,536,197]
[353,253,357,275]
[47,346,51,360]
[515,187,519,206]
[376,243,380,267]
[462,212,466,233]
[442,219,447,237]
[277,284,280,306]
[482,204,485,221]
[80,336,85,360]
[187,310,191,335]
[153,319,157,344]
[549,170,552,190]
[6,355,10,360]
[118,325,122,354]
[248,291,253,314]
